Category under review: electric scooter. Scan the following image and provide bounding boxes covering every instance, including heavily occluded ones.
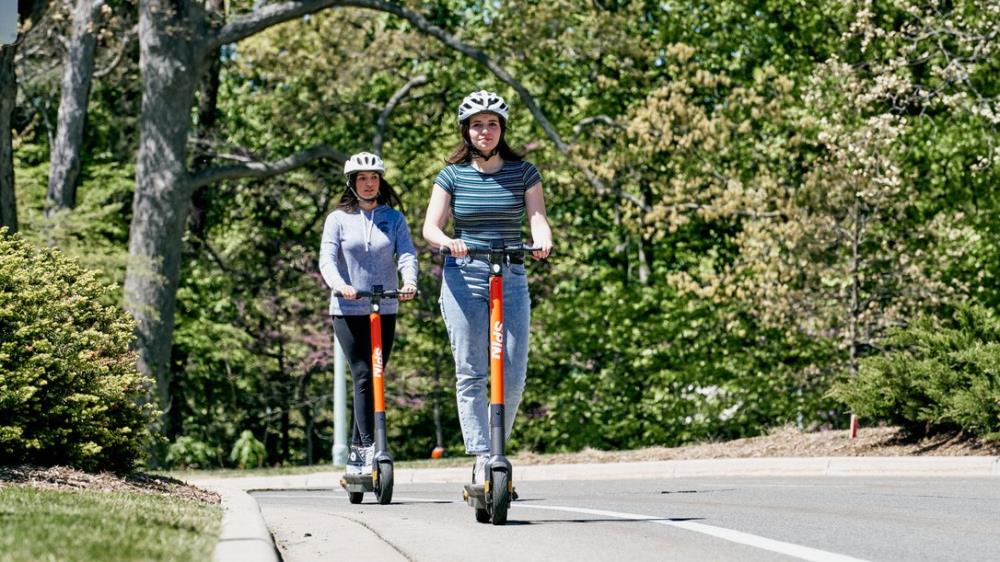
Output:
[441,241,541,525]
[336,285,413,505]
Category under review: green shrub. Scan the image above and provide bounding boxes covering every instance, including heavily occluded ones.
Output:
[830,305,1000,440]
[165,436,222,469]
[0,232,157,472]
[229,430,266,469]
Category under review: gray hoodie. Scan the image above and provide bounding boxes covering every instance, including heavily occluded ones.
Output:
[318,205,418,316]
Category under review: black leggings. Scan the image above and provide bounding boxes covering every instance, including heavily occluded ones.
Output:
[332,314,397,447]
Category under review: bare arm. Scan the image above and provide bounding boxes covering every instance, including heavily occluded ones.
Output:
[422,185,469,256]
[525,182,552,259]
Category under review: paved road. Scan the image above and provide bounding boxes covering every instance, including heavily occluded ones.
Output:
[254,476,1000,562]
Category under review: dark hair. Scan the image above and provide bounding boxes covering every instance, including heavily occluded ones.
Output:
[447,115,524,165]
[336,174,402,212]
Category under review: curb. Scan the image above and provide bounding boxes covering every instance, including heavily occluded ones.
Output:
[193,482,281,562]
[189,455,1000,562]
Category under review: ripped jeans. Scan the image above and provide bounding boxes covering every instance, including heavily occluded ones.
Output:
[439,257,530,455]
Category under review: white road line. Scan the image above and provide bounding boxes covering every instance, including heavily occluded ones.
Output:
[389,496,462,504]
[256,491,869,561]
[515,504,871,562]
[256,493,338,499]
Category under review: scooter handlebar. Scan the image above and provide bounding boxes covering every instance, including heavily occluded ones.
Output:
[438,244,544,257]
[334,289,419,299]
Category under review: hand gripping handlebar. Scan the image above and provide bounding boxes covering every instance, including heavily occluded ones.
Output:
[438,244,544,258]
[334,288,418,299]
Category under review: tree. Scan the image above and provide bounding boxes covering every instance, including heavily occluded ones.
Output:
[1,0,50,234]
[125,0,573,440]
[45,0,107,214]
[125,0,348,436]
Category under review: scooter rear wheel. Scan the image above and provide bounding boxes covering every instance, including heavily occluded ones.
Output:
[375,460,394,505]
[348,491,363,504]
[489,469,510,525]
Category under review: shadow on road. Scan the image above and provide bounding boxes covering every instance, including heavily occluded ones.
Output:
[500,517,705,526]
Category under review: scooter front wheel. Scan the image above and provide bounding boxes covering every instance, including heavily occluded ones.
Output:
[375,460,394,505]
[489,469,510,525]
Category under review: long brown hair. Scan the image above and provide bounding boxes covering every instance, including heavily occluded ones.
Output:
[447,116,524,165]
[335,174,402,212]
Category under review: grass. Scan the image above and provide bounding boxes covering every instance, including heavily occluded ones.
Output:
[0,487,221,562]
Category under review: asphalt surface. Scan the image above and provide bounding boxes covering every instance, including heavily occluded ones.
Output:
[189,457,1000,562]
[253,476,1000,562]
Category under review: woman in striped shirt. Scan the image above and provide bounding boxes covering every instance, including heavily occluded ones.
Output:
[422,90,553,484]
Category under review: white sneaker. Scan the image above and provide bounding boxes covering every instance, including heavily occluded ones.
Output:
[471,454,489,484]
[346,445,363,475]
[361,444,376,475]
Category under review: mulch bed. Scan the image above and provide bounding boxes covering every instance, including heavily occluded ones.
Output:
[514,426,1000,465]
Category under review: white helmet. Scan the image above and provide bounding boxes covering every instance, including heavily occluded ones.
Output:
[343,152,384,177]
[457,90,509,123]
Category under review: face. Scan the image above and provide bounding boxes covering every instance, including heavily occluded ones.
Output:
[354,171,380,200]
[467,112,502,153]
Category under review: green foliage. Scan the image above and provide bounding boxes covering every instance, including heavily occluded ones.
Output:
[831,305,1000,440]
[229,430,267,469]
[13,139,135,299]
[11,0,1000,467]
[513,214,840,453]
[165,436,222,469]
[0,232,156,472]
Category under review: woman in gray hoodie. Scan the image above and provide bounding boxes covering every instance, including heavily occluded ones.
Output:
[319,152,418,475]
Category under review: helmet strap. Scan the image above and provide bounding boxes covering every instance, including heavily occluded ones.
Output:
[350,187,379,204]
[464,126,504,160]
[466,140,500,160]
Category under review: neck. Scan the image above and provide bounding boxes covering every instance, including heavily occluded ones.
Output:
[359,200,377,212]
[472,154,503,173]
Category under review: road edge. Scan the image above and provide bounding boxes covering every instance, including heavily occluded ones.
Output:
[196,482,281,562]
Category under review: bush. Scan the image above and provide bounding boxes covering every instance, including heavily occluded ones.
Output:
[0,232,157,472]
[165,436,222,469]
[830,305,1000,440]
[229,430,266,469]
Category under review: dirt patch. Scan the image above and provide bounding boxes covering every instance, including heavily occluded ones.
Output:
[514,425,1000,465]
[0,465,220,504]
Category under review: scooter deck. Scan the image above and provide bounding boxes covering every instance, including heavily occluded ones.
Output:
[462,484,487,509]
[340,473,374,493]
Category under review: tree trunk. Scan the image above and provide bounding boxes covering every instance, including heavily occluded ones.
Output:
[195,0,222,144]
[124,0,207,436]
[0,44,17,234]
[848,194,862,378]
[1,0,49,235]
[189,0,222,237]
[281,408,290,464]
[46,0,104,214]
[298,371,315,465]
[637,181,654,286]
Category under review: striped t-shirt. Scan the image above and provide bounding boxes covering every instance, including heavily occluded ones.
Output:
[434,160,542,248]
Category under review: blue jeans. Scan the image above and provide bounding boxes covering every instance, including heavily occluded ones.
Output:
[440,257,530,454]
